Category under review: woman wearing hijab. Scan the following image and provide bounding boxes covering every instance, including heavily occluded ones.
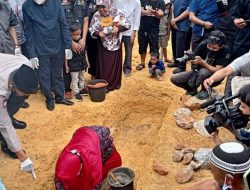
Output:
[54,126,122,190]
[89,0,130,91]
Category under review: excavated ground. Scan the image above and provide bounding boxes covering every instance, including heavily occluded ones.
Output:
[0,42,232,190]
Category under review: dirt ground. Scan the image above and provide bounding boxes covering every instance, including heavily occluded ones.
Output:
[0,41,234,190]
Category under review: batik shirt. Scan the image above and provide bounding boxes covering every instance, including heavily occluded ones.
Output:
[89,7,130,51]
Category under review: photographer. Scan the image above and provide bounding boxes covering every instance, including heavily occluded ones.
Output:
[201,84,250,149]
[170,30,231,100]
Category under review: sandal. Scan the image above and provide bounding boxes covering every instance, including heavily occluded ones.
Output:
[136,63,145,71]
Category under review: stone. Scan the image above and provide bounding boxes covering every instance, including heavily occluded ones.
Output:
[174,108,192,117]
[189,160,202,170]
[153,162,169,175]
[172,150,184,162]
[194,148,212,170]
[175,165,194,184]
[193,120,212,137]
[183,148,196,154]
[182,153,194,165]
[174,144,185,150]
[181,94,207,111]
[175,115,195,129]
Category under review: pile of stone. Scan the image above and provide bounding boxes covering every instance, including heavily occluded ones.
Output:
[172,144,212,184]
[174,108,195,129]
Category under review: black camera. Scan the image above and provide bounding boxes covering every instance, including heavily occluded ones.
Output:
[201,94,249,134]
[176,50,196,64]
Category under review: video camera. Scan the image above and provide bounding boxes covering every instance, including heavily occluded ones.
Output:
[200,94,249,135]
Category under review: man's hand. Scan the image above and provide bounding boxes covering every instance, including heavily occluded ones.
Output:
[72,41,81,53]
[78,38,86,50]
[15,46,22,55]
[65,49,73,60]
[152,65,156,69]
[204,21,213,29]
[112,26,119,35]
[234,18,247,29]
[30,57,39,69]
[211,130,222,145]
[204,78,214,90]
[170,19,178,30]
[20,158,37,179]
[193,56,204,65]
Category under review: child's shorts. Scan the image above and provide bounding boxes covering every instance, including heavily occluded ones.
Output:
[158,35,168,48]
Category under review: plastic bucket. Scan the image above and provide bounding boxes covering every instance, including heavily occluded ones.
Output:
[86,79,108,102]
[107,167,135,190]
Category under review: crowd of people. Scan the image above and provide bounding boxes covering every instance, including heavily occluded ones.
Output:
[0,0,250,189]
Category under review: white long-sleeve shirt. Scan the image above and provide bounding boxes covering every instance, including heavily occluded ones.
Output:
[112,0,141,36]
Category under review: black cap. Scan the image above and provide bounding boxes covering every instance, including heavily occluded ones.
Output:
[13,65,39,94]
[208,30,226,46]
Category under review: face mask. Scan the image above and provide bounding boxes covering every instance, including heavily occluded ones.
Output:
[222,174,233,190]
[33,0,46,5]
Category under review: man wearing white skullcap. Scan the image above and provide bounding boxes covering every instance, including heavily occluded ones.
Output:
[185,141,250,190]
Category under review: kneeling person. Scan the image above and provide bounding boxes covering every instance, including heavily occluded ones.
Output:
[55,126,122,190]
[171,30,231,100]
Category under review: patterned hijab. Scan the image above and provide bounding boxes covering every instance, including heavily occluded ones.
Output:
[96,0,110,7]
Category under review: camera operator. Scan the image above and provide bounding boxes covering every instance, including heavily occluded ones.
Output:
[201,84,250,151]
[184,141,250,190]
[170,30,231,100]
[204,52,250,98]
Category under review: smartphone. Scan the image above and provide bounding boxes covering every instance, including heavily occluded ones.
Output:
[243,168,250,190]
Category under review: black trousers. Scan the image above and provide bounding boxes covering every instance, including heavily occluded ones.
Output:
[0,92,26,150]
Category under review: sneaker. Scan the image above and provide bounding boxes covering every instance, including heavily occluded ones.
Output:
[173,68,185,74]
[64,92,73,99]
[167,62,178,68]
[196,90,209,100]
[75,93,83,101]
[80,88,88,96]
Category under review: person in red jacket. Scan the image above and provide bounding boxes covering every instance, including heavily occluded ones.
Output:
[54,126,122,190]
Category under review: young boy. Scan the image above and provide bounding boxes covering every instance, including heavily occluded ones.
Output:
[158,0,172,63]
[148,51,165,81]
[65,22,88,101]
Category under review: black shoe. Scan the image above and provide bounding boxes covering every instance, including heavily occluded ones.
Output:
[75,93,83,101]
[21,101,29,109]
[12,118,27,129]
[186,90,198,96]
[196,90,209,100]
[55,99,74,106]
[167,62,178,68]
[1,145,18,159]
[46,100,55,111]
[124,71,131,77]
[173,68,185,74]
[80,88,88,96]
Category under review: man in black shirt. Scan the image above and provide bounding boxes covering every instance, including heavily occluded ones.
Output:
[136,0,165,71]
[170,30,231,100]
